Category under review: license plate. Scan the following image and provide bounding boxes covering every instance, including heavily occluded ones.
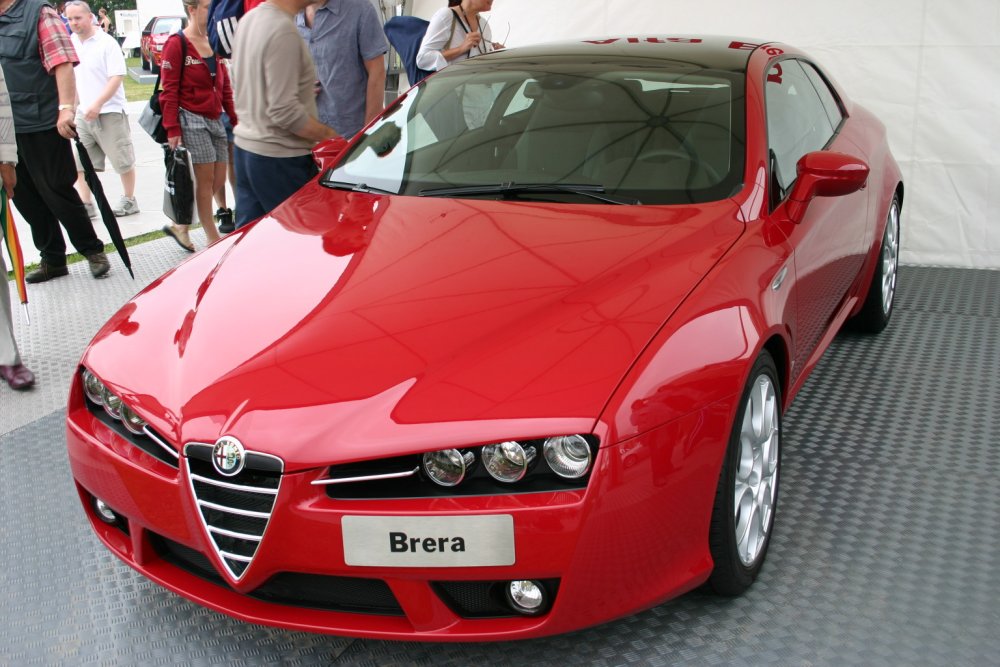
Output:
[342,515,515,567]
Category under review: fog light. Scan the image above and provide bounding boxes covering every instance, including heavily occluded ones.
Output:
[101,386,123,419]
[93,497,117,524]
[505,580,545,615]
[119,404,147,435]
[82,369,105,404]
[423,449,474,487]
[543,435,592,479]
[482,441,536,483]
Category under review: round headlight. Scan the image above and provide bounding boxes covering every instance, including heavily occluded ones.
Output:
[505,580,546,615]
[543,435,592,479]
[119,404,147,435]
[101,386,123,419]
[422,449,473,487]
[82,370,105,404]
[92,497,117,524]
[482,441,536,483]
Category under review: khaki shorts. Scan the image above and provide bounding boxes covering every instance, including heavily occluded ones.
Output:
[73,111,136,174]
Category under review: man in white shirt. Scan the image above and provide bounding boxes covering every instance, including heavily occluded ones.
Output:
[65,0,139,216]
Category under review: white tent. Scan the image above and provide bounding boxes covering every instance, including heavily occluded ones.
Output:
[408,0,1000,269]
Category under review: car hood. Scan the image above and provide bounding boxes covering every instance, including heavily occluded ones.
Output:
[84,186,742,469]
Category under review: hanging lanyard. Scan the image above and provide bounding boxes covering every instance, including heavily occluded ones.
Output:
[451,8,487,56]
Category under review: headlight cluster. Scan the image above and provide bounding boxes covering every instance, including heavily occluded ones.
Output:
[82,369,148,435]
[422,435,592,487]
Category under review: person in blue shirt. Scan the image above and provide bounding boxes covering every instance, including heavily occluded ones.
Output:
[296,0,388,138]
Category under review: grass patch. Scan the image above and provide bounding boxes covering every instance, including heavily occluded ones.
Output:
[124,57,155,102]
[7,225,207,279]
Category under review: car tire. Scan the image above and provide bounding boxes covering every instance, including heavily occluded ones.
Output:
[849,195,900,333]
[141,52,150,71]
[708,350,781,596]
[151,60,160,75]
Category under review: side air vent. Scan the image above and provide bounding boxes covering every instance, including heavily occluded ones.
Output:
[183,442,282,580]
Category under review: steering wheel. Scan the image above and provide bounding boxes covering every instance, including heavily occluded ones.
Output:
[636,148,722,183]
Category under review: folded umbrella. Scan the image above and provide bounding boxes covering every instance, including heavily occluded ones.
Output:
[74,137,135,279]
[1,187,28,325]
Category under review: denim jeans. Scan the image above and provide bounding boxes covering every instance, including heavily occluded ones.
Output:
[233,146,317,228]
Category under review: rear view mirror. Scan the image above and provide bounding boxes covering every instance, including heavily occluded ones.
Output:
[313,137,350,171]
[785,151,870,223]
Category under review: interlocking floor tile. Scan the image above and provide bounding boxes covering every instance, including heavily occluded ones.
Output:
[1,265,998,665]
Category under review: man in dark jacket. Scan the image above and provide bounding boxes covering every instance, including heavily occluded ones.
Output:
[0,0,110,282]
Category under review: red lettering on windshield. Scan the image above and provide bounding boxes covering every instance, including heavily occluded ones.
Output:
[582,37,705,45]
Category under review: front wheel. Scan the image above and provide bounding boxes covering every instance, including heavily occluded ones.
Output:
[850,196,900,333]
[141,51,150,71]
[708,350,781,596]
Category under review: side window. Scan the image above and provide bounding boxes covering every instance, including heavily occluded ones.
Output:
[765,59,836,198]
[801,62,844,130]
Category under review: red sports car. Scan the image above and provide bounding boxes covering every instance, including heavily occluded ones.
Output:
[67,37,901,641]
[140,15,185,74]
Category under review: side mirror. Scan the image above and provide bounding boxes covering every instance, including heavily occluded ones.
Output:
[785,151,869,223]
[313,137,349,171]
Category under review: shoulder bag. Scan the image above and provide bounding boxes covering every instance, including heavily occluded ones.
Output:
[138,35,187,144]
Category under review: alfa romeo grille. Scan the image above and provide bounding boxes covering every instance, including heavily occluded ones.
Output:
[183,443,283,580]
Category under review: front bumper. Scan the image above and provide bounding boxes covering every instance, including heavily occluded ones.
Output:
[66,396,732,640]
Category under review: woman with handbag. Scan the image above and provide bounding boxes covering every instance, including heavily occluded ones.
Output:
[416,0,503,73]
[416,0,504,129]
[159,0,237,252]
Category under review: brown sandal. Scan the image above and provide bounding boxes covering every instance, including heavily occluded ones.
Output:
[162,225,195,252]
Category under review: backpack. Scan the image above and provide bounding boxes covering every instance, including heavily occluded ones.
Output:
[207,0,244,58]
[383,15,435,86]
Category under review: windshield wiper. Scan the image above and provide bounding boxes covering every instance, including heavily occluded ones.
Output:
[322,180,397,195]
[418,182,641,205]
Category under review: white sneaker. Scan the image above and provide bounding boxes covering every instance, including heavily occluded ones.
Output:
[112,196,139,217]
[82,201,97,219]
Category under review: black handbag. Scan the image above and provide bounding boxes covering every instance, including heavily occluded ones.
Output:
[162,145,196,226]
[138,35,185,144]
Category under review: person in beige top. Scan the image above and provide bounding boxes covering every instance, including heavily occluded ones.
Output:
[231,0,338,229]
[0,63,36,390]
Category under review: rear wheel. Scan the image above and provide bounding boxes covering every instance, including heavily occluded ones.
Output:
[708,351,781,596]
[850,196,900,333]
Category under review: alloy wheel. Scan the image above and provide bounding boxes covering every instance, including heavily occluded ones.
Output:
[881,202,900,314]
[733,373,780,566]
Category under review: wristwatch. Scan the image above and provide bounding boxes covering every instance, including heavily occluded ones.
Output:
[57,104,75,112]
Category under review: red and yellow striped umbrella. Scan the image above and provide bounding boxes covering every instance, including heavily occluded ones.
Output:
[1,186,29,324]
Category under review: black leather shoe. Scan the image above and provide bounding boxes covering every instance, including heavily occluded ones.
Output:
[25,263,69,284]
[0,364,35,390]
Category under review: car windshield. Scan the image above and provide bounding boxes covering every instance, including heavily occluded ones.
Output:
[323,58,745,205]
[152,18,182,35]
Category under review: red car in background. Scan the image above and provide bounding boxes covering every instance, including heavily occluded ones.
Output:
[140,15,186,74]
[67,37,902,640]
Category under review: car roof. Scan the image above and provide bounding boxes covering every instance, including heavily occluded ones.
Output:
[476,36,763,73]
